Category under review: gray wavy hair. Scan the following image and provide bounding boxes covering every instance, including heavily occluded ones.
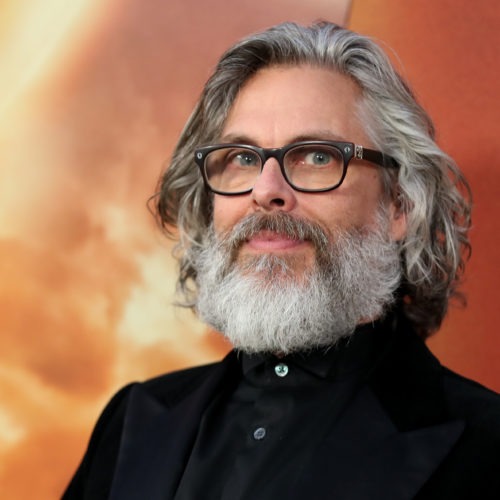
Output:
[154,21,471,339]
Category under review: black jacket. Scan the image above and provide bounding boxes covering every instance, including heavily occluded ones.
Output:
[63,322,500,499]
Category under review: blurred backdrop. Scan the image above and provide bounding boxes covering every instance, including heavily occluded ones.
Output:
[1,0,498,497]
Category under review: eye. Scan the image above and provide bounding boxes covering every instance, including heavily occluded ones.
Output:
[304,149,334,166]
[227,149,260,167]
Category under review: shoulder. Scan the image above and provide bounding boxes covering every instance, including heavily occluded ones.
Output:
[91,359,226,417]
[371,321,500,435]
[439,368,500,479]
[101,351,236,422]
[138,358,229,406]
[98,356,231,415]
[420,369,500,498]
[62,356,233,498]
[101,356,227,425]
[441,367,500,431]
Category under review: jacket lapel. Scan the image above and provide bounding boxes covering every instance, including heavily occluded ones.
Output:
[293,385,464,500]
[109,353,239,500]
[294,322,466,500]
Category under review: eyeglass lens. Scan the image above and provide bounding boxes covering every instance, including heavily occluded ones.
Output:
[204,144,345,193]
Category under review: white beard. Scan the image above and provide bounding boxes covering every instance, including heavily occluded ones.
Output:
[192,211,401,354]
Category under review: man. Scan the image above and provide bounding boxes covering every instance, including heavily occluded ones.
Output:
[64,21,500,499]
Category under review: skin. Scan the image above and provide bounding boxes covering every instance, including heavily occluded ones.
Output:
[213,65,406,275]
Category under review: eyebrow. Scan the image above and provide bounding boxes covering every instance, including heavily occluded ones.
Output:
[219,130,350,146]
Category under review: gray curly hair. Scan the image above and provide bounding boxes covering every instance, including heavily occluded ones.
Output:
[154,21,471,339]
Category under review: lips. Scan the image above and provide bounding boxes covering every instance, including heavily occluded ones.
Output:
[222,212,329,257]
[245,230,307,251]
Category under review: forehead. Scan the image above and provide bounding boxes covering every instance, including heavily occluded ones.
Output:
[221,65,369,146]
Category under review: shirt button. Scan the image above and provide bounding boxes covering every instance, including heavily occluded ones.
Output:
[253,427,266,440]
[274,363,289,377]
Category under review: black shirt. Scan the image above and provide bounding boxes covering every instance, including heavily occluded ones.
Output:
[174,323,386,500]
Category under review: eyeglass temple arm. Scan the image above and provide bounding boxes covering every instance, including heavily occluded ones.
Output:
[355,145,398,169]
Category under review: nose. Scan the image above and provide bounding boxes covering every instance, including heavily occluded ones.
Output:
[251,158,297,212]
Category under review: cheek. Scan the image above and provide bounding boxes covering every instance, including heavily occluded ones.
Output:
[354,174,386,220]
[212,195,249,233]
[304,172,384,229]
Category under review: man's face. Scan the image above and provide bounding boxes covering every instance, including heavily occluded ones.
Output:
[212,65,405,276]
[194,65,406,352]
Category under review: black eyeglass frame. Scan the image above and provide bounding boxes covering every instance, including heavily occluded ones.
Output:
[194,140,398,195]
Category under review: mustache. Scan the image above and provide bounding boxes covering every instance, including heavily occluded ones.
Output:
[218,212,331,252]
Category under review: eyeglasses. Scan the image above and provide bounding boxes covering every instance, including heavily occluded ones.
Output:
[194,140,398,195]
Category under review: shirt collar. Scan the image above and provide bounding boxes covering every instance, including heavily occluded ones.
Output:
[239,320,387,382]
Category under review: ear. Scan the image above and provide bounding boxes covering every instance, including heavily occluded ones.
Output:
[388,200,407,242]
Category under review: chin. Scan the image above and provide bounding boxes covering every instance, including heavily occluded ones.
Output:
[235,252,315,282]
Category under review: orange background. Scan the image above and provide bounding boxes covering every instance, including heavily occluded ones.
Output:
[0,0,498,498]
